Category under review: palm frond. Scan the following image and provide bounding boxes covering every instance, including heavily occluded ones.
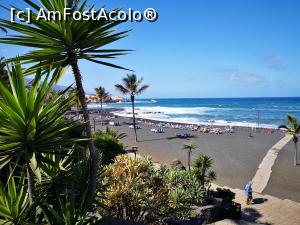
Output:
[115,84,129,94]
[136,85,150,95]
[0,59,82,173]
[0,0,132,76]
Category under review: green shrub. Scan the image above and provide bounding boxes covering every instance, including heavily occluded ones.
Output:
[93,128,126,165]
[99,155,204,223]
[211,188,235,203]
[193,153,216,194]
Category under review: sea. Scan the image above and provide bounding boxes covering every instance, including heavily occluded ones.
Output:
[88,97,300,129]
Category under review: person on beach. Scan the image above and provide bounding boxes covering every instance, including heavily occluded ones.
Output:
[244,181,253,204]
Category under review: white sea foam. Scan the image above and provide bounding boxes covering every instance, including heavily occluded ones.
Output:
[113,106,277,129]
[132,106,212,115]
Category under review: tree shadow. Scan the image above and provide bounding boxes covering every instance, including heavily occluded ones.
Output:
[139,136,177,142]
[139,135,199,142]
[242,207,271,224]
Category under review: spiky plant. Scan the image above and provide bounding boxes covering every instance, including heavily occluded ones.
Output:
[0,60,81,205]
[115,74,149,142]
[193,153,215,191]
[0,169,31,224]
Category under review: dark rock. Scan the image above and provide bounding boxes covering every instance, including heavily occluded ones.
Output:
[170,159,186,170]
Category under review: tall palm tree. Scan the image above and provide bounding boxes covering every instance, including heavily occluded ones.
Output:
[0,60,80,205]
[183,142,196,170]
[0,0,131,206]
[95,86,109,125]
[115,74,149,142]
[279,114,300,166]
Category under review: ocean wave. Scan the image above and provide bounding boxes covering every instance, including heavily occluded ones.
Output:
[134,99,158,103]
[129,106,213,115]
[113,111,277,129]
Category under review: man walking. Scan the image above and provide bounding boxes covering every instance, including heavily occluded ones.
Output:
[244,181,253,205]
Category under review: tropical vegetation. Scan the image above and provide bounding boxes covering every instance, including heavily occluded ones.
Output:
[0,60,102,224]
[95,86,109,125]
[279,114,300,166]
[193,153,216,193]
[99,154,204,223]
[0,0,131,206]
[93,127,126,165]
[183,142,196,170]
[115,74,149,142]
[95,87,109,111]
[0,1,225,224]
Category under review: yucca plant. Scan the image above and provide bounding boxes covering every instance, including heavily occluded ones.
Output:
[0,60,82,205]
[0,169,31,224]
[193,153,216,192]
[41,189,101,225]
[0,0,131,205]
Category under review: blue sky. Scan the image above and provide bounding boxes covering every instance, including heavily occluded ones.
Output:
[0,0,300,98]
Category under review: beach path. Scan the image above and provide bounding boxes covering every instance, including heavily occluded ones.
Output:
[251,135,292,193]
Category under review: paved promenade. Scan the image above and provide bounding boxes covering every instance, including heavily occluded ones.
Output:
[238,188,300,225]
[130,152,300,225]
[212,184,300,225]
[251,135,292,193]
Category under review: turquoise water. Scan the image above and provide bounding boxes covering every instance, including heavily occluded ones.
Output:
[88,97,300,128]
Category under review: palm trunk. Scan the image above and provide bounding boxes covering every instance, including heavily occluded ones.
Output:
[131,95,138,142]
[71,60,99,208]
[100,100,103,126]
[294,141,298,166]
[188,151,191,171]
[26,160,35,205]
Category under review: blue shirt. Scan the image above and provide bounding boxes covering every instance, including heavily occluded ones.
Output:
[244,183,252,196]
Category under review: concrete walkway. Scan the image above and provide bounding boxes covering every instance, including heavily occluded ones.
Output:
[251,135,292,193]
[211,184,300,225]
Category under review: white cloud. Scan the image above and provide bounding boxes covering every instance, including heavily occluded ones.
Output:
[229,72,265,83]
[263,54,284,70]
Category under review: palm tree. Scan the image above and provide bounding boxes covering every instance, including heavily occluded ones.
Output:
[0,60,80,205]
[193,153,215,190]
[0,0,131,206]
[95,86,109,125]
[115,74,149,142]
[279,114,300,166]
[183,142,196,170]
[95,86,109,110]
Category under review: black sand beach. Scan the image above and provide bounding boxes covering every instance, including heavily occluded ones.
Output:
[91,113,300,202]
